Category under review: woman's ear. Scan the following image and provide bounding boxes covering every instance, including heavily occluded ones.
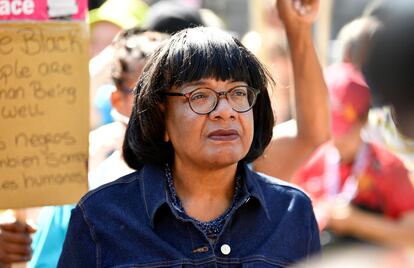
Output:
[164,130,170,142]
[158,102,166,112]
[158,102,169,142]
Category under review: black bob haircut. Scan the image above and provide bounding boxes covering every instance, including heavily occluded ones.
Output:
[123,27,275,170]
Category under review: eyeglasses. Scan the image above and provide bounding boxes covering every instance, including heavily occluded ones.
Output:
[163,85,260,115]
[120,86,134,95]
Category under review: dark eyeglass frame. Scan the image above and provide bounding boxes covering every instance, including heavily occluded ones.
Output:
[119,85,134,95]
[163,85,260,115]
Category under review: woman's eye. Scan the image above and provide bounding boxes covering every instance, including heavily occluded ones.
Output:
[232,88,247,96]
[190,92,208,101]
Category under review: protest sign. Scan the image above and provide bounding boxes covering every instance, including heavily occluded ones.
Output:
[0,0,87,21]
[0,21,89,209]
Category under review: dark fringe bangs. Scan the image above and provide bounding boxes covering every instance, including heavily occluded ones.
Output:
[161,28,266,90]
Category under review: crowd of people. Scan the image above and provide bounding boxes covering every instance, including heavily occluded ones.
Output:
[1,0,413,267]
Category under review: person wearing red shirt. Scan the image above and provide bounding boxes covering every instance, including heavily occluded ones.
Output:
[293,62,414,248]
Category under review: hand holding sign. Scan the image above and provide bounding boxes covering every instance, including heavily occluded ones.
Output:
[0,211,36,266]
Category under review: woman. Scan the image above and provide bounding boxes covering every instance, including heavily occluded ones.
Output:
[59,0,321,267]
[27,28,168,268]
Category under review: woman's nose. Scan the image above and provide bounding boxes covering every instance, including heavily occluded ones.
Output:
[209,96,237,120]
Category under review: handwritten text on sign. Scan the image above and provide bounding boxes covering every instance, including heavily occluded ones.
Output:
[0,22,89,209]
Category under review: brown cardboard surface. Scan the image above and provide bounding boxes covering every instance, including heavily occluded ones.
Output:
[0,22,89,209]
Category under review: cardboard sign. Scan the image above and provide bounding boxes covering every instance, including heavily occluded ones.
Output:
[0,22,89,209]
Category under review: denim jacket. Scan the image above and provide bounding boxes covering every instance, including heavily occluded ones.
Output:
[58,164,320,267]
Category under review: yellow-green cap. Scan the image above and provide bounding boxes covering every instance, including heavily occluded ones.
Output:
[89,0,148,29]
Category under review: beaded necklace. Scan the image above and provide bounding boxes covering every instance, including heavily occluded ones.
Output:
[165,163,242,241]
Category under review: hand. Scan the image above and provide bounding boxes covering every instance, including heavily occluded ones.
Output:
[326,200,357,235]
[276,0,320,30]
[312,199,332,231]
[0,218,36,266]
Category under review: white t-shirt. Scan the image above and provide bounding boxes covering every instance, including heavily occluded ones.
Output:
[88,111,134,190]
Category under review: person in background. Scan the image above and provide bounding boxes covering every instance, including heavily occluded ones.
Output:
[252,0,330,180]
[292,16,414,248]
[254,12,377,182]
[89,0,148,57]
[143,0,204,34]
[242,29,294,125]
[362,0,414,178]
[335,16,379,70]
[26,28,167,268]
[58,1,323,266]
[88,28,169,187]
[143,0,226,36]
[90,0,218,129]
[292,61,414,247]
[89,0,149,128]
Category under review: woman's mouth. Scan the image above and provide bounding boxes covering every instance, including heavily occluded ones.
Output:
[208,129,239,141]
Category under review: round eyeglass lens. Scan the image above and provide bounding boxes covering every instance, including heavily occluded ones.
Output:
[227,86,254,112]
[188,88,217,114]
[188,86,258,114]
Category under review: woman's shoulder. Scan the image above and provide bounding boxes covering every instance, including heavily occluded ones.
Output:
[79,169,143,207]
[246,168,316,224]
[250,169,312,204]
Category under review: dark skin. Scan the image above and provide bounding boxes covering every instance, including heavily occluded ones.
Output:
[0,219,36,267]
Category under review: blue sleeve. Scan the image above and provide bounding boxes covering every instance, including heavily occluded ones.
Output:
[29,205,74,268]
[57,205,96,267]
[307,205,321,256]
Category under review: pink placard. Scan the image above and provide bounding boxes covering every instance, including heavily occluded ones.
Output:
[73,0,87,20]
[0,0,87,21]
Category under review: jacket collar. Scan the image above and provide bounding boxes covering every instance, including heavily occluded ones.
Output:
[140,164,168,227]
[141,163,271,227]
[241,164,271,220]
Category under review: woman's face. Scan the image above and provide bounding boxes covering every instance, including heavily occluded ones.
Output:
[114,64,145,118]
[164,78,255,169]
[112,75,137,118]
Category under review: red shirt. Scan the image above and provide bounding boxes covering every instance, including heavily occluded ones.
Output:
[293,142,414,219]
